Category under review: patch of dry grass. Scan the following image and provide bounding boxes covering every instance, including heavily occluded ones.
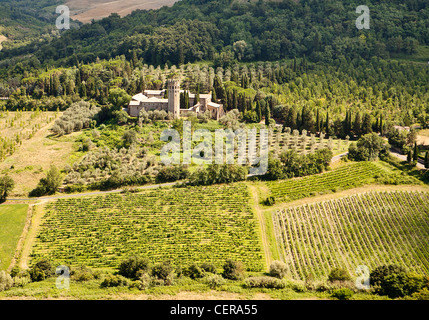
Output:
[66,0,179,23]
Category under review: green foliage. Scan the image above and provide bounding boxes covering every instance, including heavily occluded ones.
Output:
[183,264,205,280]
[100,274,129,288]
[265,148,333,180]
[121,129,138,148]
[348,133,390,161]
[269,260,288,279]
[70,266,100,282]
[0,175,15,201]
[200,263,216,274]
[151,261,174,285]
[0,271,13,292]
[118,256,151,280]
[331,288,354,300]
[370,265,427,298]
[244,276,286,289]
[29,259,54,282]
[222,260,245,280]
[263,196,275,206]
[29,165,62,197]
[188,164,248,186]
[108,88,131,111]
[205,274,225,289]
[328,268,351,282]
[51,101,100,136]
[156,165,189,183]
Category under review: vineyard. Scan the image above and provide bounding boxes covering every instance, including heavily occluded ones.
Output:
[266,162,386,203]
[30,184,264,271]
[272,191,429,280]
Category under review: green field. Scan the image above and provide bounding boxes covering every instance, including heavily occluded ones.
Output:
[273,191,429,280]
[31,184,264,271]
[0,204,28,271]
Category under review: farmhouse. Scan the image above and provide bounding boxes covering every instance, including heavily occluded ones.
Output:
[127,79,224,120]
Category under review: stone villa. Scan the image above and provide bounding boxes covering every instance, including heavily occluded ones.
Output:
[128,79,224,120]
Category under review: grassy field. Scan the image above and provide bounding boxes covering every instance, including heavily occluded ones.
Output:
[0,111,80,197]
[272,191,429,280]
[30,184,264,271]
[0,204,28,271]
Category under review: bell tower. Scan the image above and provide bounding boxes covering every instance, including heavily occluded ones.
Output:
[168,79,180,119]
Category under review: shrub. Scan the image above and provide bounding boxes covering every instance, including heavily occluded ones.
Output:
[100,274,129,288]
[263,196,275,206]
[412,288,429,300]
[222,260,245,280]
[13,275,31,287]
[200,263,217,274]
[184,264,205,279]
[0,271,14,291]
[269,260,287,279]
[244,276,285,289]
[328,268,351,282]
[118,256,151,279]
[71,266,99,282]
[331,288,354,300]
[205,274,226,289]
[370,265,426,298]
[151,261,174,285]
[10,266,21,278]
[29,259,55,281]
[156,165,189,183]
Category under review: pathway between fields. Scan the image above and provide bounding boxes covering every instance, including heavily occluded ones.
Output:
[5,182,180,202]
[249,184,272,271]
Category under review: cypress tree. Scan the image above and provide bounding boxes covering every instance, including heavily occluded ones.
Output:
[212,88,217,102]
[407,149,413,163]
[256,101,262,123]
[325,112,329,135]
[413,143,419,162]
[265,106,270,126]
[380,114,384,136]
[194,85,200,106]
[316,109,320,133]
[362,113,372,134]
[425,151,429,169]
[354,112,362,137]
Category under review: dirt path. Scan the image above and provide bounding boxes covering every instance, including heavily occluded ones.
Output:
[7,204,34,272]
[18,201,47,269]
[248,184,272,271]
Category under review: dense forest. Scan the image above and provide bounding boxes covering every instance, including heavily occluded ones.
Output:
[1,0,429,74]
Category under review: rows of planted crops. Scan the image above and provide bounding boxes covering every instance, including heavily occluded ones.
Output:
[31,183,265,271]
[273,191,429,280]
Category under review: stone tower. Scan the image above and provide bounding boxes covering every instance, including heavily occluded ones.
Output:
[168,79,180,119]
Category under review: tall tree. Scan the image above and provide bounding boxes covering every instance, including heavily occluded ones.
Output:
[425,151,429,169]
[362,113,372,135]
[413,143,419,162]
[0,175,14,202]
[265,106,271,126]
[316,109,321,133]
[354,112,362,137]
